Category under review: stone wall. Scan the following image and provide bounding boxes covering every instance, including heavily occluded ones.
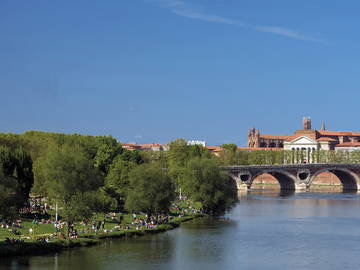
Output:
[311,172,341,185]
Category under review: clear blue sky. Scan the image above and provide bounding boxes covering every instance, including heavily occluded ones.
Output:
[1,0,360,146]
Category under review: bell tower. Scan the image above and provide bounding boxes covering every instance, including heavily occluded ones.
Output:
[248,127,260,147]
[303,117,312,130]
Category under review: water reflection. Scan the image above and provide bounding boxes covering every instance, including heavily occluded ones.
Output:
[247,189,295,197]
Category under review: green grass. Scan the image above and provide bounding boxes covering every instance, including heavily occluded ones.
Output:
[0,221,54,241]
[0,200,204,243]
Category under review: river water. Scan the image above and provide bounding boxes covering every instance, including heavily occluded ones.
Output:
[4,190,360,270]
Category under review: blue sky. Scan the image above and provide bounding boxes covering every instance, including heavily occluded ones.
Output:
[1,0,360,146]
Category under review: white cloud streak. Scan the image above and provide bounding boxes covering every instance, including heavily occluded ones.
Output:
[154,0,244,26]
[149,0,325,43]
[255,26,325,43]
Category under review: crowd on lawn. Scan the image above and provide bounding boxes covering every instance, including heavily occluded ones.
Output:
[19,198,48,215]
[1,200,202,243]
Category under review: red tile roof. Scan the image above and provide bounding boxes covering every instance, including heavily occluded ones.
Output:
[238,147,283,151]
[260,134,291,140]
[317,137,337,142]
[122,143,140,147]
[140,144,162,147]
[336,142,360,147]
[206,146,222,152]
[284,134,317,142]
[317,130,360,136]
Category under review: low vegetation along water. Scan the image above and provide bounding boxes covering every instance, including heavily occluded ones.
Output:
[4,189,360,270]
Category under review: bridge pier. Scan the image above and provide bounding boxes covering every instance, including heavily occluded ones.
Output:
[295,182,307,191]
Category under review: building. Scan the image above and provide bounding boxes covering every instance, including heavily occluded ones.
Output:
[188,140,206,147]
[121,143,168,151]
[122,143,142,151]
[206,146,223,156]
[247,128,289,148]
[248,117,360,154]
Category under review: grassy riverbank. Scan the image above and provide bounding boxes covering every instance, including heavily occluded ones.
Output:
[0,201,204,257]
[0,214,202,256]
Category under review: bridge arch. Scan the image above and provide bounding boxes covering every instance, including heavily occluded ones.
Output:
[309,168,360,190]
[252,170,297,190]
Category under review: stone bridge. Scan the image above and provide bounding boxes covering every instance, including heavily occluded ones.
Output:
[224,164,360,191]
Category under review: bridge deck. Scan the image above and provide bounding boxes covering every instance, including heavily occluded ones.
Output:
[224,163,360,171]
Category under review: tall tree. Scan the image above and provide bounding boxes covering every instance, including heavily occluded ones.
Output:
[182,158,238,214]
[105,157,137,210]
[41,145,103,235]
[125,163,175,216]
[0,146,34,209]
[0,169,19,219]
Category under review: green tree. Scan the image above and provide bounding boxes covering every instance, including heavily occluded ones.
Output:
[120,149,143,164]
[105,158,137,210]
[233,150,250,165]
[140,150,168,167]
[0,146,34,209]
[0,169,19,219]
[221,144,237,152]
[218,144,238,165]
[94,144,121,174]
[125,163,175,216]
[41,145,103,236]
[182,158,238,214]
[168,139,212,187]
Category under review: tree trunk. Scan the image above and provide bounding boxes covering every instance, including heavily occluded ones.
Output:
[67,220,71,238]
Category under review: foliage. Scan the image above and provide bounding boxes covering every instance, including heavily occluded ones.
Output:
[39,144,103,228]
[0,170,19,218]
[182,158,238,214]
[140,150,168,167]
[94,144,122,174]
[221,144,238,152]
[105,158,137,210]
[0,131,121,192]
[120,149,143,164]
[167,139,212,187]
[0,146,34,212]
[125,163,175,215]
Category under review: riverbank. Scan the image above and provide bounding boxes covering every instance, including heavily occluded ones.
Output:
[0,214,203,257]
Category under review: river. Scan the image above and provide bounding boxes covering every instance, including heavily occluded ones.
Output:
[3,190,360,270]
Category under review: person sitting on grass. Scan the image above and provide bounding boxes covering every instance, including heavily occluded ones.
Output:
[12,227,21,235]
[69,230,78,239]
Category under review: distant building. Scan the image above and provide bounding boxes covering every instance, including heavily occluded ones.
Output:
[206,146,223,156]
[335,142,360,152]
[187,140,206,147]
[122,143,142,151]
[139,143,169,151]
[121,143,168,151]
[248,117,360,154]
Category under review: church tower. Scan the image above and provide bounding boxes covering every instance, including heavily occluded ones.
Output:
[303,117,312,130]
[248,127,260,147]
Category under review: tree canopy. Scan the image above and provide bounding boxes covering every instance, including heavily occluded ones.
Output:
[0,146,34,213]
[39,144,104,228]
[125,163,175,215]
[182,158,238,214]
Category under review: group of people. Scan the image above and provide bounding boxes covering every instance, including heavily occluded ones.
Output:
[2,199,203,243]
[172,203,201,216]
[1,219,23,236]
[4,237,23,243]
[19,198,48,215]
